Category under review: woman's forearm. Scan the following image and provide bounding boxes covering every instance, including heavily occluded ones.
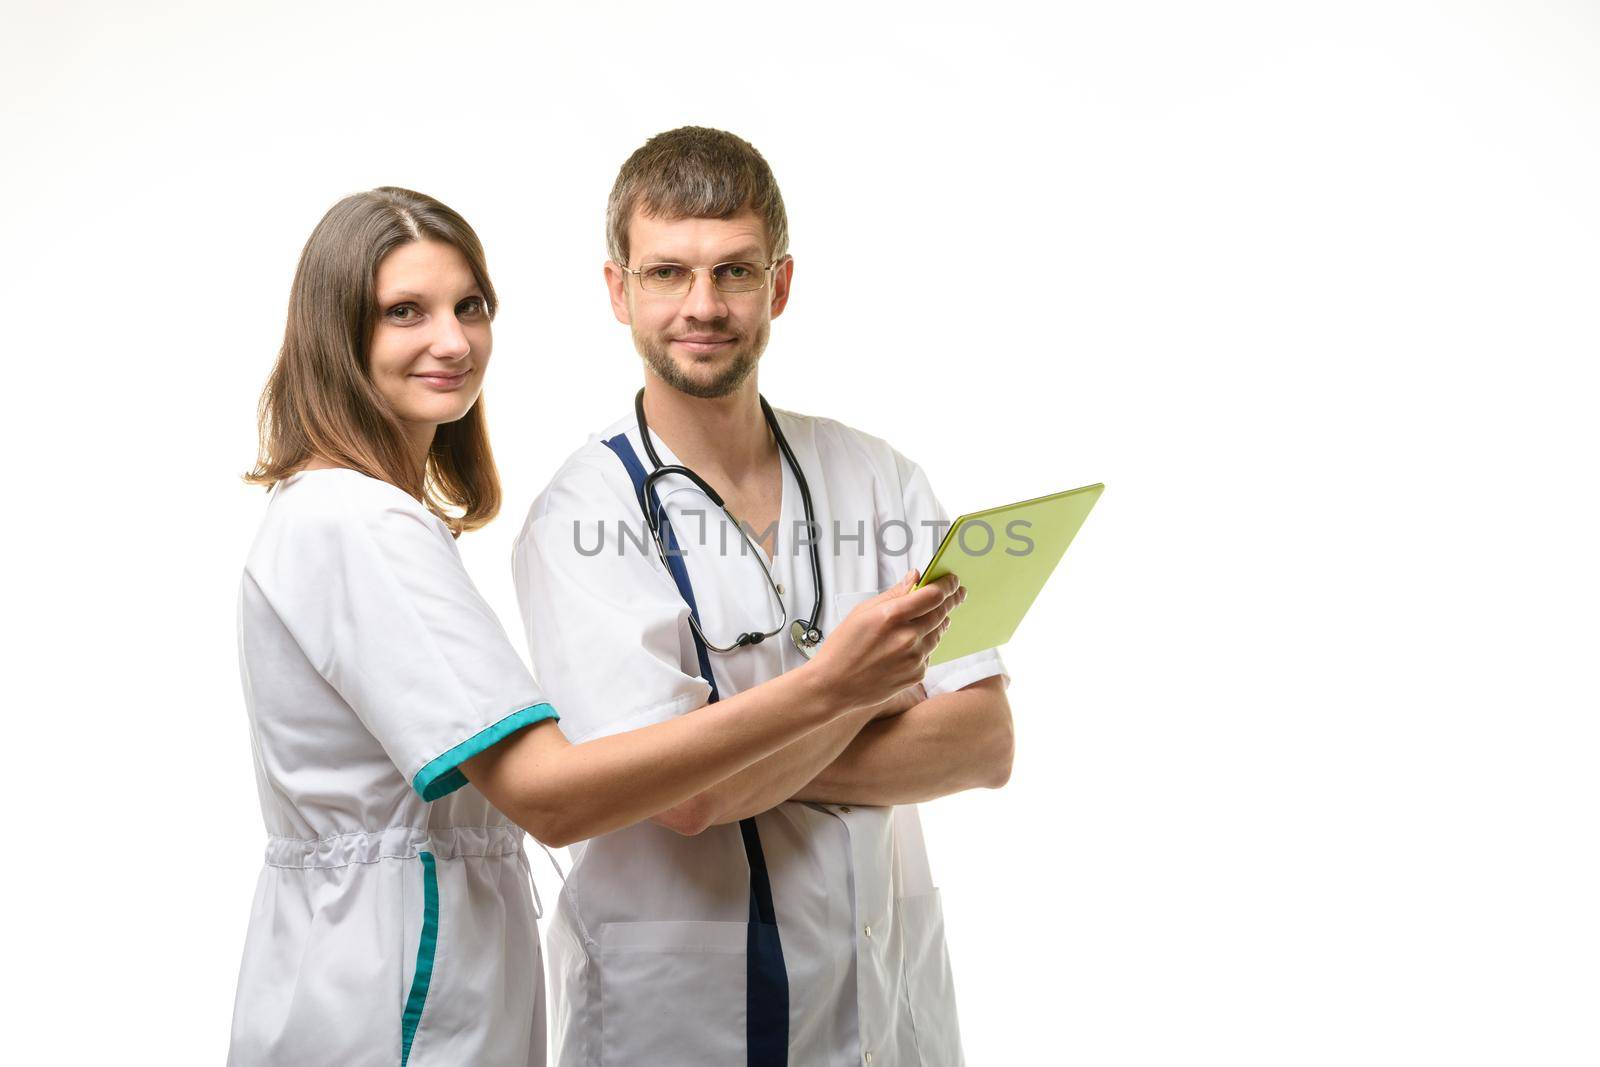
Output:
[467,572,964,845]
[464,662,855,846]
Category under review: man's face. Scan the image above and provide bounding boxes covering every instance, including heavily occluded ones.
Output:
[605,208,792,399]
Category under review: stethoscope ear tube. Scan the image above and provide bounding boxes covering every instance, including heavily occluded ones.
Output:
[643,463,726,525]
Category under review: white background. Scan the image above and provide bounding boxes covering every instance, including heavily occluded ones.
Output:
[4,1,1597,1062]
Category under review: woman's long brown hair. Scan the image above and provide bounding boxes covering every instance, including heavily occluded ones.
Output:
[245,187,502,535]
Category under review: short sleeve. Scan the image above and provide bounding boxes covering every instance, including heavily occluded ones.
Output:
[253,479,557,800]
[891,450,1011,697]
[512,458,712,744]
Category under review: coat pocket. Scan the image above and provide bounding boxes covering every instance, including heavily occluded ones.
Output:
[831,588,880,629]
[599,920,747,1067]
[899,889,964,1065]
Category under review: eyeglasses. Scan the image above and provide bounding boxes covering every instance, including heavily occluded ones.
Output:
[622,260,777,296]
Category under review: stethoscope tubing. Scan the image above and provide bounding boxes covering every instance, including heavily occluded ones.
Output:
[633,388,824,652]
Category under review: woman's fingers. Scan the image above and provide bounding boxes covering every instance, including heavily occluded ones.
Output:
[832,573,965,702]
[912,614,954,661]
[886,573,961,622]
[904,583,966,637]
[871,569,921,608]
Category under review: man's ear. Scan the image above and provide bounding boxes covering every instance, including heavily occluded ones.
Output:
[769,255,794,320]
[604,260,632,325]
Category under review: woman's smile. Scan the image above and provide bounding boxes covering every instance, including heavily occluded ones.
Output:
[412,368,471,390]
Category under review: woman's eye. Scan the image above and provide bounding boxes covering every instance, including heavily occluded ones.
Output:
[387,304,417,322]
[458,297,486,317]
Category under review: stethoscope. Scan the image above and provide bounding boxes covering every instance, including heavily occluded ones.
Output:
[633,388,825,658]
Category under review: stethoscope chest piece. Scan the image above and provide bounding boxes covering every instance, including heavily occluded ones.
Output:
[790,620,823,659]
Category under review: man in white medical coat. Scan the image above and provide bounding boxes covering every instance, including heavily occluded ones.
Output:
[513,126,1014,1067]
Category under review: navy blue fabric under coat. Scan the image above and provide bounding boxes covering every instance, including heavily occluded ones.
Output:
[603,432,791,1067]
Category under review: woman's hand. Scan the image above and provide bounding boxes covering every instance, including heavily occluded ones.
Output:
[807,570,964,711]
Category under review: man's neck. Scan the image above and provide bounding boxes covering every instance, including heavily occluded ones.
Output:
[640,375,776,486]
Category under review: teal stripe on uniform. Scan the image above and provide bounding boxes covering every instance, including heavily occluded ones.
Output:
[411,702,560,801]
[400,851,439,1067]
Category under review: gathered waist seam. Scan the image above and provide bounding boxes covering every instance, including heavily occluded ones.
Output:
[266,823,519,846]
[263,824,524,870]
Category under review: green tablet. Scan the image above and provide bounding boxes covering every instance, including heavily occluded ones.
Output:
[917,483,1104,665]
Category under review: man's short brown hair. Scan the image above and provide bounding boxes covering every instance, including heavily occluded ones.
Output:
[606,126,790,266]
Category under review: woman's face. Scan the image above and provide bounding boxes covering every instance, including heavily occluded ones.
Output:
[368,239,492,450]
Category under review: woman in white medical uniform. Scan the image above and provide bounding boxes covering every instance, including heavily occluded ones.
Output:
[228,187,964,1067]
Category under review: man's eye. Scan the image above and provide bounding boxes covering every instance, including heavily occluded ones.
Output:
[649,265,687,281]
[722,264,751,279]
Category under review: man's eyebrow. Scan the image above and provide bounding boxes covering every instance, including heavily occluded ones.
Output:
[636,246,766,264]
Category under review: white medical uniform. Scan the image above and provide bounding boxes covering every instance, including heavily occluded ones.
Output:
[230,469,559,1067]
[513,409,1007,1067]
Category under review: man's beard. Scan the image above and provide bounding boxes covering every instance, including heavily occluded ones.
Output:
[634,320,769,400]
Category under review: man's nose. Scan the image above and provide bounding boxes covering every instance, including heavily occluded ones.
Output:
[680,268,728,321]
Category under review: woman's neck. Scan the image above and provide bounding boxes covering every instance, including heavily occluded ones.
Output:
[300,421,434,482]
[401,421,436,482]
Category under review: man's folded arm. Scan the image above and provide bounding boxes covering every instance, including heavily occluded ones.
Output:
[793,675,1013,808]
[650,685,923,835]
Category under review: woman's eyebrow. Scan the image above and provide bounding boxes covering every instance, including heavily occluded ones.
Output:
[381,286,482,302]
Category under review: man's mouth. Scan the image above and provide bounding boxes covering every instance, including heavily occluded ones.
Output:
[674,336,735,354]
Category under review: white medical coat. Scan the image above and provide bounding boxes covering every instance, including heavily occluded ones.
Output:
[230,469,558,1066]
[513,409,1007,1067]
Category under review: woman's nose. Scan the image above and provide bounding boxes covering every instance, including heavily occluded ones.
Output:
[430,316,471,359]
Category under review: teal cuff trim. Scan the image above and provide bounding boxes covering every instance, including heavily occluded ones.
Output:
[400,851,438,1067]
[411,702,560,802]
